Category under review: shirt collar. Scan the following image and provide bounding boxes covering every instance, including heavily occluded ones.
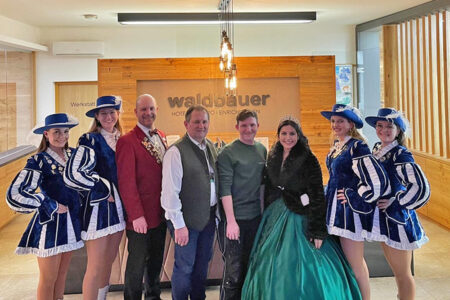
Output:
[100,128,120,139]
[187,133,206,149]
[137,122,155,138]
[45,147,68,167]
[373,140,398,159]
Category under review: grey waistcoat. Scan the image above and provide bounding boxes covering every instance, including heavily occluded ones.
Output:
[174,134,218,231]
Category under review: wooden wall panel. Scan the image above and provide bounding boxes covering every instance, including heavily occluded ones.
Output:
[98,56,336,181]
[0,84,16,153]
[413,151,450,229]
[428,15,437,155]
[55,82,98,147]
[382,11,450,229]
[416,18,424,152]
[435,12,445,157]
[442,11,450,158]
[0,155,32,229]
[0,51,34,150]
[382,25,398,108]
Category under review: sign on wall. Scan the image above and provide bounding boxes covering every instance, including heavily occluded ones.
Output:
[138,77,300,135]
[335,64,353,105]
[56,82,98,146]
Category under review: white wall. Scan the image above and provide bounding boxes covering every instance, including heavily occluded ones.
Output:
[0,15,41,44]
[35,53,97,122]
[35,22,355,121]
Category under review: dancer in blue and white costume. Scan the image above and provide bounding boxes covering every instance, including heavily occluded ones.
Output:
[7,113,83,300]
[64,96,125,300]
[366,108,430,300]
[321,104,388,300]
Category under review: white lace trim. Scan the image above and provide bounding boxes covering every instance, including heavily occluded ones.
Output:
[373,140,398,159]
[327,225,384,242]
[369,230,429,250]
[81,222,125,240]
[100,128,120,151]
[45,147,69,167]
[15,240,84,257]
[329,136,351,156]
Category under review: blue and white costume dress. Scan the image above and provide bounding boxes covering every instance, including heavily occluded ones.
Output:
[371,141,429,250]
[6,148,84,257]
[326,137,388,241]
[64,130,125,240]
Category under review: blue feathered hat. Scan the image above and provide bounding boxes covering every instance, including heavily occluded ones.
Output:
[33,113,78,134]
[365,108,408,132]
[320,104,364,129]
[85,95,122,118]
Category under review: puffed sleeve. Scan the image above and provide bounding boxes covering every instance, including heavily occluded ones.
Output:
[392,148,430,210]
[64,134,110,205]
[6,155,58,225]
[305,154,328,240]
[344,140,388,214]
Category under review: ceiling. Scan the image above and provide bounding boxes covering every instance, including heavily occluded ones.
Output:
[0,0,432,28]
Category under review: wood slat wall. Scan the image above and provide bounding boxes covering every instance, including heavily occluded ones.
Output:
[382,11,450,229]
[98,56,336,181]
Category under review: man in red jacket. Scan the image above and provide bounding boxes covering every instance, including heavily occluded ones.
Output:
[116,94,168,300]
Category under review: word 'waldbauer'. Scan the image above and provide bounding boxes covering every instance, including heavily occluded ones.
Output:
[168,93,270,108]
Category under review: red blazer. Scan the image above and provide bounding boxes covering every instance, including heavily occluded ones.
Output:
[116,126,167,230]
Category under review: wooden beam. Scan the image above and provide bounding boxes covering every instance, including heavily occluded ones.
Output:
[382,25,399,108]
[423,16,430,154]
[436,12,444,157]
[407,20,413,148]
[429,14,436,155]
[416,18,424,151]
[443,11,450,158]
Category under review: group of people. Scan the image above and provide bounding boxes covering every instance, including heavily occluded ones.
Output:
[6,92,430,300]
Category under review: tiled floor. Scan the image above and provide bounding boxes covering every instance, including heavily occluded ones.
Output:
[1,214,449,300]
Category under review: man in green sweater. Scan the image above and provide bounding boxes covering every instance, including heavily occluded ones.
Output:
[217,109,267,300]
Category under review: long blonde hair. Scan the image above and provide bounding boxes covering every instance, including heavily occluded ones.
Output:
[87,111,123,134]
[329,121,367,145]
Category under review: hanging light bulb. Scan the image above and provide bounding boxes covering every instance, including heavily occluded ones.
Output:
[222,36,230,57]
[222,44,228,57]
[230,64,237,90]
[230,76,236,90]
[219,1,237,94]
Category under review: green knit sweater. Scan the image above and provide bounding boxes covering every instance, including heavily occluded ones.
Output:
[217,139,267,220]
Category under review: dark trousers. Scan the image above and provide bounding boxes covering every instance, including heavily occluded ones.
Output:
[167,208,216,300]
[218,215,261,300]
[124,221,166,300]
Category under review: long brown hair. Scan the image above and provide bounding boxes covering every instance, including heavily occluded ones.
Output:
[36,133,69,153]
[87,111,123,134]
[395,127,406,146]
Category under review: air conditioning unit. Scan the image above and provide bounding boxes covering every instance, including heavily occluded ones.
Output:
[52,41,104,57]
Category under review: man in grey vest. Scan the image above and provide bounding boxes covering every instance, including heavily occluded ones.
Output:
[161,105,218,300]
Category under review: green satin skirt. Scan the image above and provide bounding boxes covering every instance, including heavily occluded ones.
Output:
[241,199,362,300]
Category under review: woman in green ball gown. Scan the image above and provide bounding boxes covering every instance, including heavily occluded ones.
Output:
[241,118,361,300]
